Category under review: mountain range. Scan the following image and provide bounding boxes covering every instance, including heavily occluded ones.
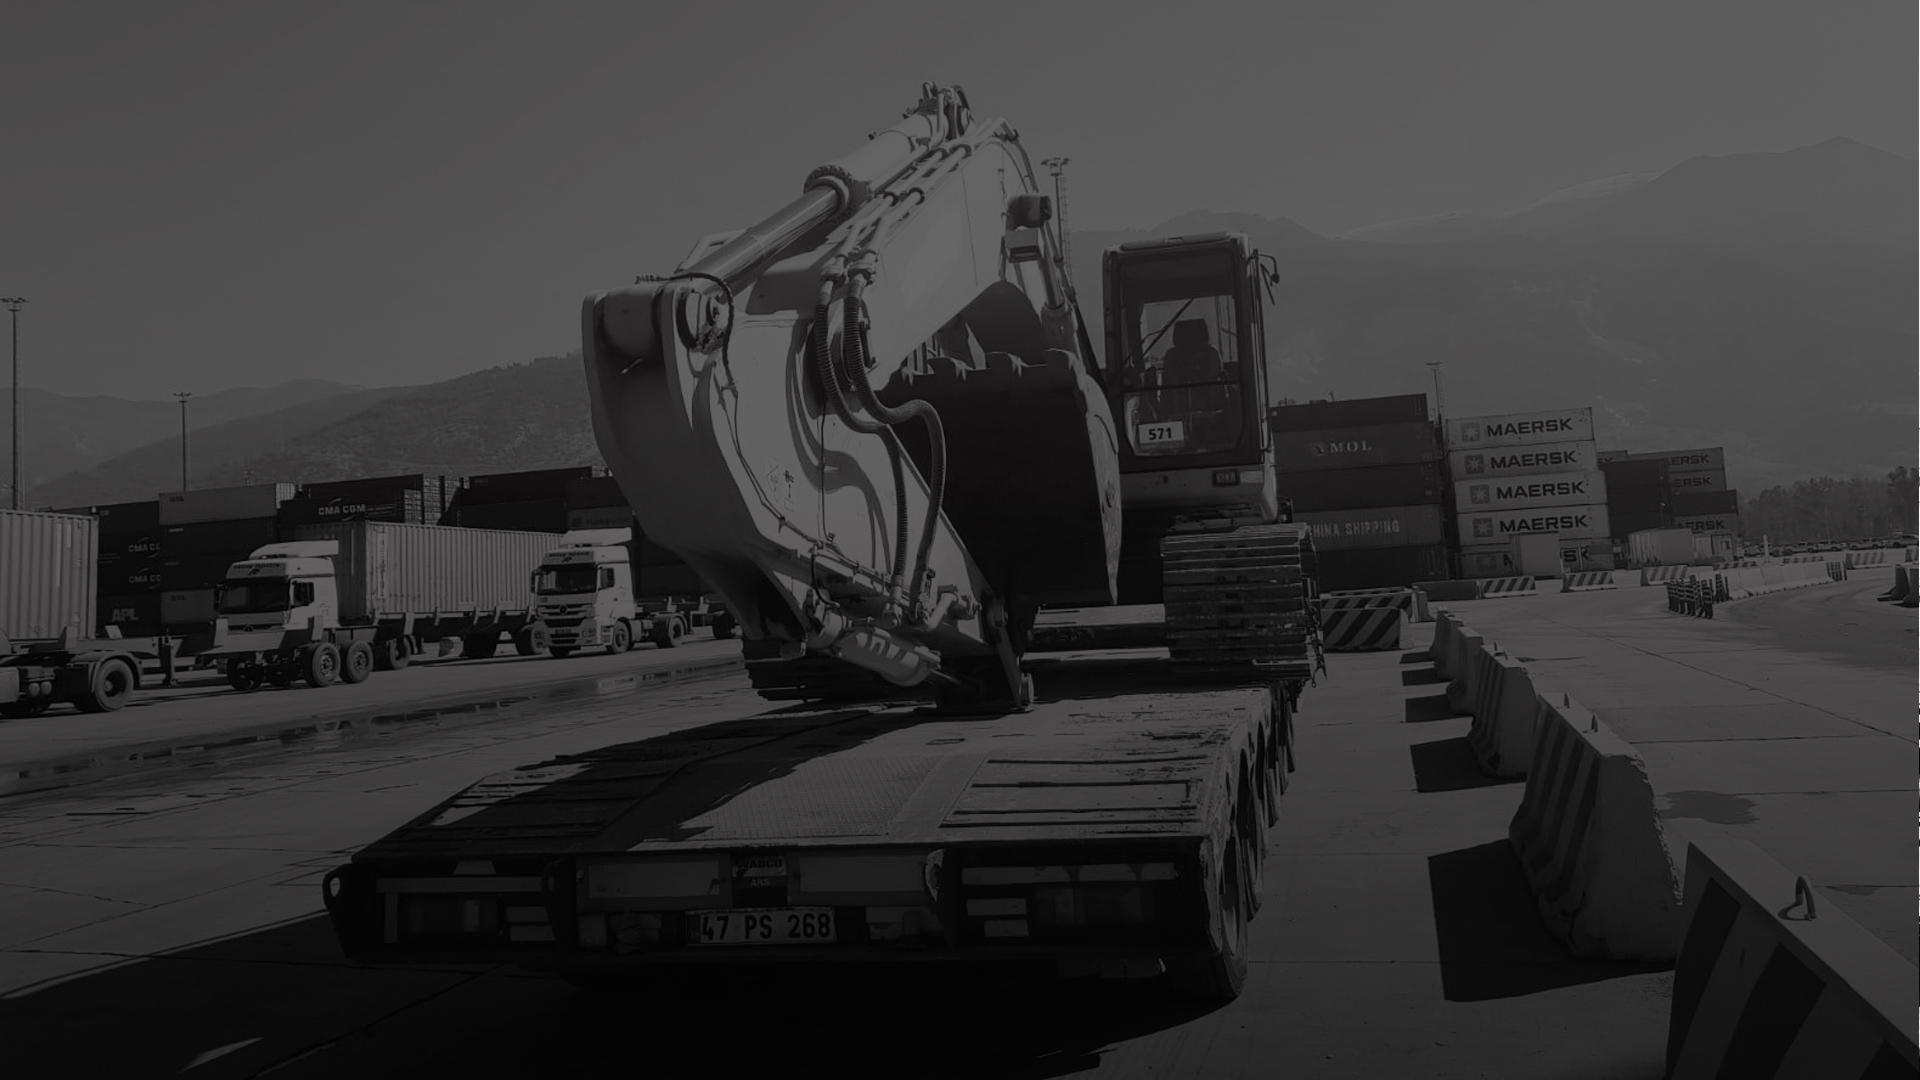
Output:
[10,135,1913,508]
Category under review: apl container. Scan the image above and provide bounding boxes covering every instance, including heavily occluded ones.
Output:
[1457,502,1611,544]
[1294,504,1446,551]
[1271,421,1439,472]
[1444,407,1594,450]
[283,522,555,622]
[1,509,98,641]
[1268,393,1429,433]
[1453,470,1608,513]
[1281,462,1444,513]
[1667,469,1728,495]
[98,593,161,636]
[1448,440,1598,480]
[158,484,296,526]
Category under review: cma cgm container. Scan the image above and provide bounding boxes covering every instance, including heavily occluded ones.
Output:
[1667,470,1729,495]
[1453,470,1607,513]
[283,522,554,622]
[1444,407,1593,450]
[1270,422,1438,472]
[1,509,98,642]
[1457,502,1611,544]
[1268,393,1428,433]
[1448,440,1597,480]
[1281,462,1444,513]
[1295,504,1446,551]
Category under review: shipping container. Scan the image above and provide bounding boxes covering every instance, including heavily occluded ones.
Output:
[1607,483,1673,516]
[1,509,99,641]
[1310,544,1449,591]
[1670,490,1740,516]
[98,593,161,635]
[1452,470,1607,513]
[1610,510,1673,538]
[1447,440,1598,481]
[452,498,568,533]
[1270,421,1439,472]
[160,589,219,626]
[1457,545,1522,579]
[100,557,163,594]
[157,483,296,526]
[1629,528,1697,566]
[161,554,243,591]
[100,533,163,559]
[1457,502,1611,544]
[461,467,598,506]
[1627,446,1725,472]
[567,506,636,531]
[1600,458,1671,489]
[162,517,281,557]
[1279,462,1444,513]
[1268,393,1428,433]
[564,475,628,511]
[1294,504,1446,551]
[278,492,426,526]
[1667,469,1729,495]
[1443,407,1593,450]
[282,522,555,623]
[1672,513,1742,536]
[1595,449,1631,465]
[302,473,434,501]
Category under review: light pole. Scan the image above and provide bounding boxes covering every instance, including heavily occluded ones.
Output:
[3,296,24,509]
[1426,360,1446,421]
[1041,157,1072,298]
[173,391,192,491]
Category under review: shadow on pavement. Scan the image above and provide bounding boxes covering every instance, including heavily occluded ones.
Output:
[1400,667,1447,686]
[1402,693,1461,723]
[1427,841,1669,1003]
[1409,737,1520,793]
[1398,651,1432,665]
[1,915,1217,1080]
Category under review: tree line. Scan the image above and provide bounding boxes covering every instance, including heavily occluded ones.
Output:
[1741,467,1919,544]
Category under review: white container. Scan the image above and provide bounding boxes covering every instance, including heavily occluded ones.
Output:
[1457,502,1611,544]
[0,509,98,642]
[284,522,555,622]
[158,483,297,525]
[1453,470,1607,512]
[1444,407,1593,450]
[1448,440,1597,480]
[1630,528,1697,566]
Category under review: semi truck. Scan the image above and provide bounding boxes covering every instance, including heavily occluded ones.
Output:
[0,508,158,717]
[205,521,555,690]
[324,86,1317,1000]
[532,529,738,657]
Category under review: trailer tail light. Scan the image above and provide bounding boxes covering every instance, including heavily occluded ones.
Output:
[957,862,1178,941]
[1031,884,1152,926]
[864,906,941,942]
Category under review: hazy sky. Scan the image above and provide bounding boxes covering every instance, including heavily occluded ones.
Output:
[0,0,1912,399]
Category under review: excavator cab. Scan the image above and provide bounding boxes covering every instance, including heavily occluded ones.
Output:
[1103,233,1280,603]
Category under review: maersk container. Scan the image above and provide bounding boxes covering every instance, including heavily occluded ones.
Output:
[158,483,296,526]
[1456,502,1611,544]
[1271,421,1439,472]
[1671,490,1739,516]
[1447,440,1598,481]
[283,522,554,623]
[1268,393,1428,434]
[1628,447,1725,472]
[1294,504,1446,551]
[1,509,98,642]
[1672,512,1741,536]
[1443,407,1593,450]
[1453,470,1607,513]
[1630,528,1697,566]
[1667,469,1729,495]
[1312,543,1449,591]
[1280,462,1444,512]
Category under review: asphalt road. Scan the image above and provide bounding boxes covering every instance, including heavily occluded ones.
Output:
[0,635,1673,1080]
[1717,573,1917,673]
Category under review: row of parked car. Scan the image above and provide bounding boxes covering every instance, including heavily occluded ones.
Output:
[1740,534,1917,557]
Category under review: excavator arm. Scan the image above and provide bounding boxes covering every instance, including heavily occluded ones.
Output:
[581,85,1121,708]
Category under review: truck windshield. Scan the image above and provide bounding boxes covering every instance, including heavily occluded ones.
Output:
[220,580,292,614]
[1118,293,1244,457]
[534,566,601,594]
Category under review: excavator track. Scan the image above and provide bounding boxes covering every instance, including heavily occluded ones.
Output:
[1160,523,1323,685]
[744,653,926,705]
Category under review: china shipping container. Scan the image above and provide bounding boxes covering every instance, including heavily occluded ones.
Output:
[1667,469,1729,495]
[282,522,555,623]
[1670,490,1740,516]
[1279,462,1444,513]
[1268,393,1429,433]
[1293,504,1446,551]
[1,509,99,642]
[564,475,628,511]
[1600,458,1671,489]
[162,518,281,557]
[1608,484,1674,516]
[1311,544,1449,591]
[1446,440,1598,481]
[157,483,297,526]
[1456,502,1612,544]
[451,499,568,533]
[1627,447,1725,472]
[461,467,598,506]
[1452,470,1608,513]
[1270,421,1439,472]
[1443,407,1594,450]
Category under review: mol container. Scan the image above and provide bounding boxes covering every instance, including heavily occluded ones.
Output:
[1457,503,1611,545]
[1,509,99,642]
[1270,422,1438,472]
[1453,470,1607,513]
[1630,528,1696,566]
[1444,407,1593,450]
[1447,440,1597,480]
[1295,504,1445,551]
[282,521,554,622]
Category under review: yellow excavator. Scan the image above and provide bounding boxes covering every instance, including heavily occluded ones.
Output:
[581,84,1317,710]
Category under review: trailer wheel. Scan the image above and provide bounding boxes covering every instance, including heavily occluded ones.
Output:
[303,643,341,688]
[227,662,262,692]
[463,634,500,661]
[74,658,137,713]
[710,611,736,640]
[1165,835,1249,1001]
[340,641,374,684]
[513,630,539,656]
[606,620,632,655]
[375,637,410,671]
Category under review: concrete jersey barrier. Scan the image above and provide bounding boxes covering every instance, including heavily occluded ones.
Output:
[1320,605,1405,652]
[1561,570,1616,593]
[1640,566,1690,587]
[1474,576,1537,599]
[1465,652,1538,778]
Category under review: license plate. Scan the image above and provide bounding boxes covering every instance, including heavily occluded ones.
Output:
[692,907,836,945]
[1136,420,1186,448]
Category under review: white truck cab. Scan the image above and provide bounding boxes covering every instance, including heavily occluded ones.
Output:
[219,541,341,634]
[533,529,638,656]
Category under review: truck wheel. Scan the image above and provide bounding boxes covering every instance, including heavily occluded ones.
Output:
[513,630,539,657]
[75,658,137,713]
[340,641,375,684]
[606,620,632,655]
[1165,835,1249,1001]
[375,637,410,671]
[710,611,737,640]
[464,635,500,661]
[550,647,577,659]
[227,662,263,692]
[303,643,341,688]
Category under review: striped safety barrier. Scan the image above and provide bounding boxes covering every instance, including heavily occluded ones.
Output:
[1320,588,1429,622]
[1826,559,1847,583]
[1319,605,1405,652]
[1508,692,1683,960]
[1666,579,1715,618]
[1561,571,1617,593]
[1845,550,1892,570]
[1466,651,1538,779]
[1640,565,1691,587]
[1878,564,1914,604]
[1475,576,1537,599]
[1665,839,1919,1080]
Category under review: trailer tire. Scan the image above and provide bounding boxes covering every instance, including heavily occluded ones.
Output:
[710,611,736,640]
[463,635,499,661]
[74,658,137,713]
[375,637,410,671]
[303,643,341,688]
[1165,835,1249,1001]
[513,630,539,657]
[340,641,374,684]
[606,620,632,655]
[227,662,263,692]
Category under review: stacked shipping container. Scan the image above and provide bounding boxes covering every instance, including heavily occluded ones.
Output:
[1598,446,1738,548]
[1446,407,1610,576]
[1268,394,1448,590]
[281,473,449,527]
[157,483,296,630]
[444,467,593,533]
[84,501,164,635]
